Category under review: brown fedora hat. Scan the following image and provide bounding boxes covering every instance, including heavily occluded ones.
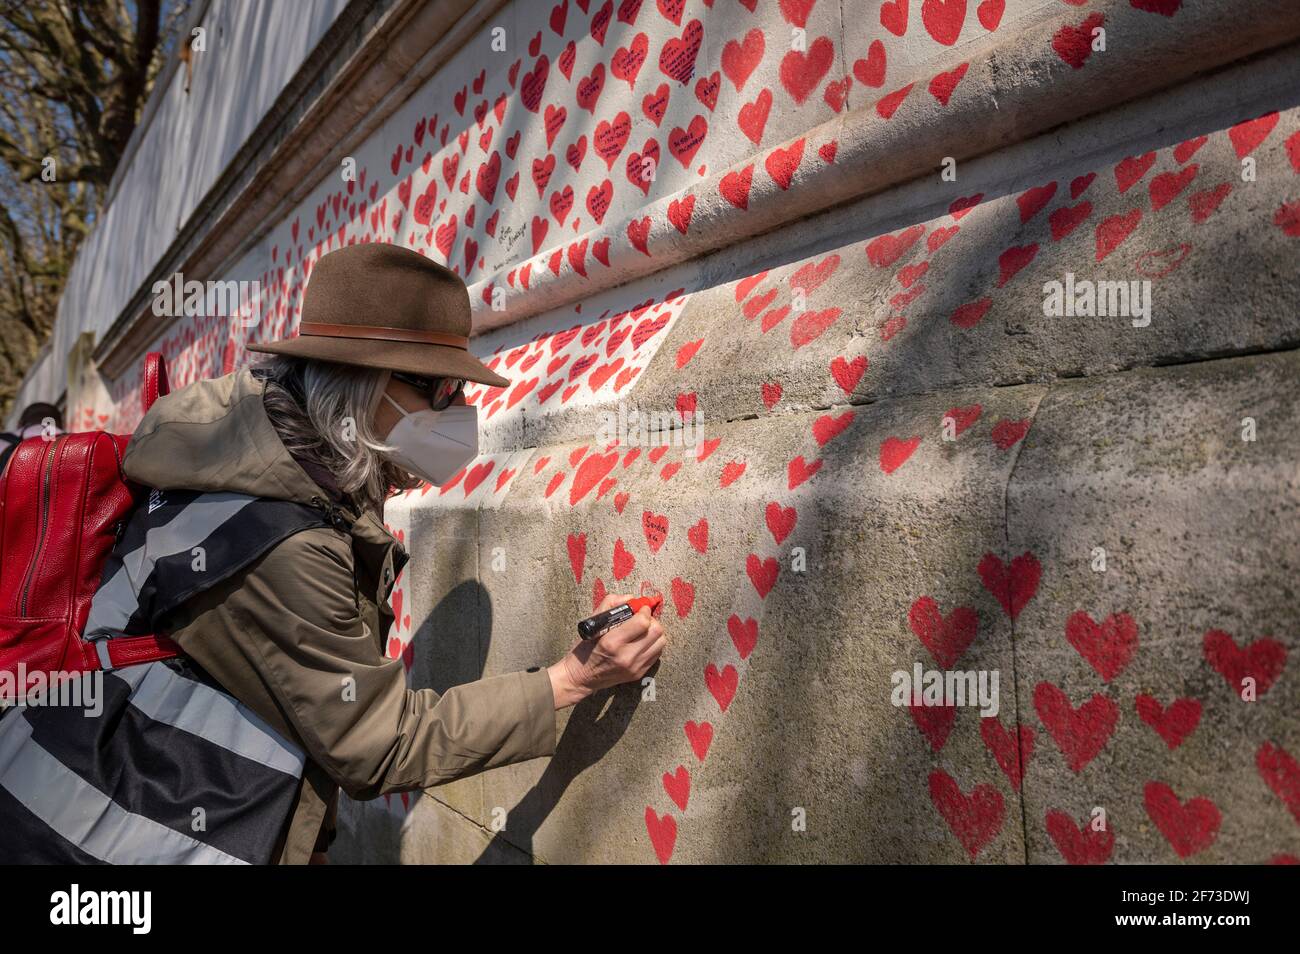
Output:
[246,242,509,387]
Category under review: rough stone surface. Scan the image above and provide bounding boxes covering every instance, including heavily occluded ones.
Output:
[25,0,1300,863]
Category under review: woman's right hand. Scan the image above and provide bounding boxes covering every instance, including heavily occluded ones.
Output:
[548,593,668,708]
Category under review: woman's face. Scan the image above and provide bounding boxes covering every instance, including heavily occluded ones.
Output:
[373,373,467,438]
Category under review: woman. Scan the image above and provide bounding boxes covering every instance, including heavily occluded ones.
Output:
[0,243,666,864]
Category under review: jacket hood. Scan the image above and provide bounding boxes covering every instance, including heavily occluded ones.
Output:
[123,366,333,507]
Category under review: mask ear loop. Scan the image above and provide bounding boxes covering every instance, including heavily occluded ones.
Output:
[368,369,394,422]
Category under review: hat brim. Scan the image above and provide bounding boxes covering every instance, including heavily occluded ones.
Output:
[245,335,510,388]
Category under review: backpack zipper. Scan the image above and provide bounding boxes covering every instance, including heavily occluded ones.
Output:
[19,437,60,616]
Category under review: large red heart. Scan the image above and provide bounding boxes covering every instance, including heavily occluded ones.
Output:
[687,518,709,553]
[929,770,1004,860]
[921,0,966,46]
[642,510,669,552]
[569,450,619,506]
[866,225,924,267]
[1065,611,1138,682]
[976,0,1004,31]
[462,460,495,496]
[670,577,694,617]
[909,596,978,668]
[830,355,867,394]
[1203,630,1287,698]
[790,307,841,348]
[779,36,834,105]
[658,19,703,84]
[1227,111,1279,159]
[721,28,764,91]
[1034,681,1117,773]
[977,551,1039,620]
[764,503,797,545]
[880,0,909,37]
[1052,13,1104,70]
[612,538,636,579]
[1095,208,1143,262]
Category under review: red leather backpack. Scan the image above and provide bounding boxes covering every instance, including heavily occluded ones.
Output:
[0,352,181,685]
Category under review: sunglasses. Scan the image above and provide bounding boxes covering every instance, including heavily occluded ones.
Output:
[390,372,466,411]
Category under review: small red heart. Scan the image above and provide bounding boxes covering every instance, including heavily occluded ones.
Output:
[981,716,1034,792]
[1135,695,1201,750]
[879,436,920,474]
[812,410,854,447]
[1203,630,1287,698]
[1144,782,1220,859]
[644,808,677,864]
[829,356,867,394]
[670,577,695,617]
[1257,742,1300,826]
[909,596,978,668]
[566,533,586,583]
[684,721,713,761]
[1045,809,1113,865]
[705,662,739,711]
[721,460,747,487]
[745,554,779,598]
[687,518,709,553]
[662,766,690,812]
[909,701,956,752]
[612,538,636,580]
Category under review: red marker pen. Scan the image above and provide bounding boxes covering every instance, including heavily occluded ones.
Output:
[577,593,663,640]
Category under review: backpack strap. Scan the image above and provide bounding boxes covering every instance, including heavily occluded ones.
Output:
[91,632,182,671]
[0,434,20,479]
[84,490,333,643]
[142,351,169,415]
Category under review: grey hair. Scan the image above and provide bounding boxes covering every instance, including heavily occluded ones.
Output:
[252,353,419,516]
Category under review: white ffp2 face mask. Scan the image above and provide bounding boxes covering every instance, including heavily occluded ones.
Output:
[381,394,479,486]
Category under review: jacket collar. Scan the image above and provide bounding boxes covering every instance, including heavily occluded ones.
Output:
[123,366,405,565]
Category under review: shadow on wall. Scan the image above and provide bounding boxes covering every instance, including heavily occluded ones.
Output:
[413,577,648,864]
[408,578,492,696]
[473,681,648,864]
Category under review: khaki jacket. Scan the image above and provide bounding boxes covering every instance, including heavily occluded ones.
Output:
[121,367,557,863]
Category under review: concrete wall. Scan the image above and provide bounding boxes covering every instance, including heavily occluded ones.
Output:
[32,0,1300,862]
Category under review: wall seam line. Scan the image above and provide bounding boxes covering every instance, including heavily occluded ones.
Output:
[999,383,1050,866]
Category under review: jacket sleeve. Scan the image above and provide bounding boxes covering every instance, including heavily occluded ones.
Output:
[201,527,559,801]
